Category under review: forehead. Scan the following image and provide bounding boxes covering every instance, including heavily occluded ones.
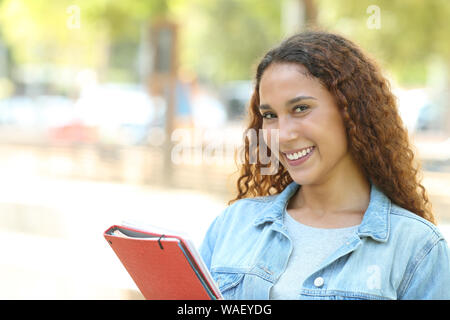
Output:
[259,62,324,103]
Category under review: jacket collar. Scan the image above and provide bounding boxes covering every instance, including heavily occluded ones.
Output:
[253,180,390,242]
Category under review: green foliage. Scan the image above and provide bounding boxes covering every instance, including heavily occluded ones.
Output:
[172,0,282,84]
[1,0,448,86]
[0,0,282,84]
[317,0,450,86]
[0,0,169,67]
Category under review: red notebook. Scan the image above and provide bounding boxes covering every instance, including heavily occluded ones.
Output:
[104,223,222,300]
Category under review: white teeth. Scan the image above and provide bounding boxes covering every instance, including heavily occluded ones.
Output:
[286,147,314,160]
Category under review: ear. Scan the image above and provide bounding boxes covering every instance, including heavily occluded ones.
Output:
[339,105,349,119]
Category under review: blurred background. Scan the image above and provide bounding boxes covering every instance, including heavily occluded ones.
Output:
[0,0,449,299]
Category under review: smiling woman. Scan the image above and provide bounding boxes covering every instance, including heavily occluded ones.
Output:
[199,31,450,300]
[235,32,434,224]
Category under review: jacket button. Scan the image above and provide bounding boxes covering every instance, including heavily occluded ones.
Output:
[314,277,324,287]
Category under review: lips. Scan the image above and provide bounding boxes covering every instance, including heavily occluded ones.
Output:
[282,146,315,166]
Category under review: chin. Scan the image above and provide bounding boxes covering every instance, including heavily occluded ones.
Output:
[286,170,315,186]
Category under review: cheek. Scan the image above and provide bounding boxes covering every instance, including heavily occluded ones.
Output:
[312,114,349,160]
[262,127,279,150]
[260,127,279,141]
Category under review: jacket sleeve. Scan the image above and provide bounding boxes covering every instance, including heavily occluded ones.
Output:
[199,209,226,271]
[399,237,450,299]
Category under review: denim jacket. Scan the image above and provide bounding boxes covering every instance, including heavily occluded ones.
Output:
[200,181,450,300]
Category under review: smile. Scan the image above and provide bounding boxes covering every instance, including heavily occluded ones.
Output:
[284,146,315,160]
[282,146,315,166]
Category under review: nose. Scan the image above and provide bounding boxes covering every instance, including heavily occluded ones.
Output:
[277,116,299,145]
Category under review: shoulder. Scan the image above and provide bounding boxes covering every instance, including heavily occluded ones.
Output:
[387,203,447,264]
[203,192,280,236]
[389,205,450,299]
[216,194,278,226]
[200,193,282,268]
[389,203,444,243]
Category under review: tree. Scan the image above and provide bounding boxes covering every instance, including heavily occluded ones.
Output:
[316,0,450,86]
[171,0,282,84]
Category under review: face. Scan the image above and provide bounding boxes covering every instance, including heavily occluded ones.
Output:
[258,62,351,186]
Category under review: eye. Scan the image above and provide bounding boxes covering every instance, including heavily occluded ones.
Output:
[261,112,277,120]
[293,105,309,113]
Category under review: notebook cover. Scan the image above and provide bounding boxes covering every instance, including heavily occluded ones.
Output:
[104,225,213,300]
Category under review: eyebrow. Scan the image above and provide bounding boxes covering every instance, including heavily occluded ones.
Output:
[258,95,317,110]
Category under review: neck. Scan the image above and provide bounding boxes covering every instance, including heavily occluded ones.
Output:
[289,156,371,215]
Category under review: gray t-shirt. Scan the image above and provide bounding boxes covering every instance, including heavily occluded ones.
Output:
[269,210,359,300]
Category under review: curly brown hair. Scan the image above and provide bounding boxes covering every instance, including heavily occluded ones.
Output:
[229,30,435,225]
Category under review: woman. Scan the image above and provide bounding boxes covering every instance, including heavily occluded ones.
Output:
[200,31,450,300]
